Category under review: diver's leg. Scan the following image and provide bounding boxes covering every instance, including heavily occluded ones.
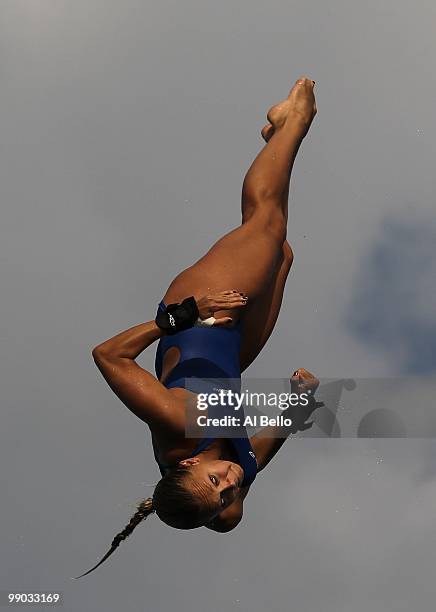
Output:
[239,241,294,371]
[162,78,316,320]
[236,79,317,356]
[241,76,316,223]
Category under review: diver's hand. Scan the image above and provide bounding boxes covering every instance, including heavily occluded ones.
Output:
[196,290,248,327]
[288,368,321,433]
[291,368,319,396]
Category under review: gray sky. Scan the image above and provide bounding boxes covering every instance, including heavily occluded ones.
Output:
[1,1,436,610]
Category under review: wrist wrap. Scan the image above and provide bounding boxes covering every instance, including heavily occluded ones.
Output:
[155,296,199,335]
[195,316,216,327]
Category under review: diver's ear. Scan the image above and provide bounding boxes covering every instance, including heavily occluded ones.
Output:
[179,457,200,467]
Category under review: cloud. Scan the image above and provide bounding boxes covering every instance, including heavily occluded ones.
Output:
[345,212,436,374]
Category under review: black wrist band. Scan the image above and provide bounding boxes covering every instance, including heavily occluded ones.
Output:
[155,296,199,335]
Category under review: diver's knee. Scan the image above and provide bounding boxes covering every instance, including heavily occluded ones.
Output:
[283,241,294,267]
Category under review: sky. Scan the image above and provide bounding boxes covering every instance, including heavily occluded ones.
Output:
[1,0,436,610]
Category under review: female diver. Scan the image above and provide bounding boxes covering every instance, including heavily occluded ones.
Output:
[75,76,319,578]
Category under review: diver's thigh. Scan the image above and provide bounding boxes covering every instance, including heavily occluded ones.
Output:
[162,218,284,305]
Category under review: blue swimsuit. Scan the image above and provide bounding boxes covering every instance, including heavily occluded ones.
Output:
[153,300,258,487]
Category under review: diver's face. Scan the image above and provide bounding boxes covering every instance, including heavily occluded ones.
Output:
[179,457,244,515]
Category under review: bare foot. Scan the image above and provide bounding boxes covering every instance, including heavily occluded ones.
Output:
[261,76,317,143]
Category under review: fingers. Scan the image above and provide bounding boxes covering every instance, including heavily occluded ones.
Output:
[295,76,316,86]
[219,289,248,298]
[196,290,249,319]
[261,123,274,143]
[210,290,248,309]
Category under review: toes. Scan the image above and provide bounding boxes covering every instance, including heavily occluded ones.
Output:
[289,76,315,95]
[261,123,274,142]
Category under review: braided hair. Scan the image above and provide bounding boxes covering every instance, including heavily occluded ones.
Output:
[73,466,213,579]
[73,497,155,579]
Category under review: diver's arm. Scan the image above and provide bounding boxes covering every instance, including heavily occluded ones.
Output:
[92,320,163,361]
[91,349,185,431]
[250,398,318,471]
[91,322,185,430]
[249,414,296,472]
[92,289,247,359]
[250,368,320,472]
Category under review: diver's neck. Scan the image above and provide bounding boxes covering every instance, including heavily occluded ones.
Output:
[199,438,238,462]
[199,439,224,460]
